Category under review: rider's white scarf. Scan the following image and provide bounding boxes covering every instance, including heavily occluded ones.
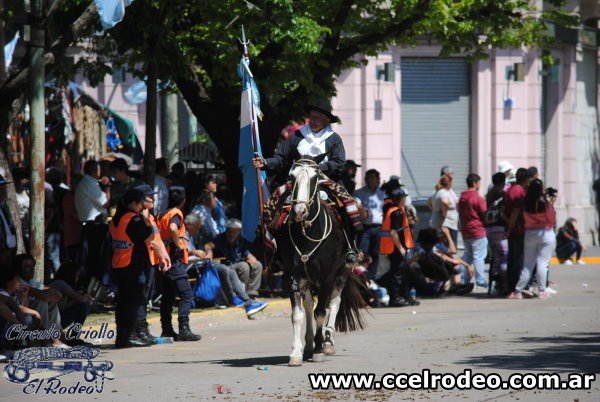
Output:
[297,124,334,161]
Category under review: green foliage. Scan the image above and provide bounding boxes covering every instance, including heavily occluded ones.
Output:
[72,0,580,129]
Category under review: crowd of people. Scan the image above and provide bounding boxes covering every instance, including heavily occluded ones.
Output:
[0,156,271,353]
[343,161,586,307]
[0,100,589,357]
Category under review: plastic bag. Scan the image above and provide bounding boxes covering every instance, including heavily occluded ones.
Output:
[193,260,221,303]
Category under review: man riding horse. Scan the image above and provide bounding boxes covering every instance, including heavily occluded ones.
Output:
[252,101,362,264]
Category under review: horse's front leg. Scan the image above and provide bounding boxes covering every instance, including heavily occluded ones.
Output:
[302,286,315,360]
[322,273,346,355]
[289,277,307,366]
[322,292,341,355]
[311,286,330,362]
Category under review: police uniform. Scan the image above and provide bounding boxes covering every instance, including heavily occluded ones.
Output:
[380,195,419,307]
[110,208,152,347]
[135,210,162,343]
[157,207,199,341]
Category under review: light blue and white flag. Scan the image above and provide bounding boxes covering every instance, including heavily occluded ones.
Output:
[4,31,19,72]
[238,57,269,242]
[94,0,135,30]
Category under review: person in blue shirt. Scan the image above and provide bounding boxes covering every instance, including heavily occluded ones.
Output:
[204,219,263,300]
[204,175,228,234]
[190,190,220,242]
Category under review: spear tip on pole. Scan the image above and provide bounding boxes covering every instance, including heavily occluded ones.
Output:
[240,25,249,57]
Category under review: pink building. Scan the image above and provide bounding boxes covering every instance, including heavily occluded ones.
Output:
[332,29,599,243]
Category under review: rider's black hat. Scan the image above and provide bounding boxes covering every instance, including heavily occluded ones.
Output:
[304,100,340,124]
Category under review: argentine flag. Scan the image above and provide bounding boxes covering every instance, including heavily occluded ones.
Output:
[238,57,270,242]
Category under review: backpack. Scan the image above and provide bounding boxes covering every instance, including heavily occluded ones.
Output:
[484,197,503,226]
[193,260,222,303]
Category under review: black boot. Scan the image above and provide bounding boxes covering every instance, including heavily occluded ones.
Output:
[137,321,158,345]
[161,319,179,340]
[389,297,410,307]
[405,294,421,306]
[177,319,201,342]
[115,328,152,348]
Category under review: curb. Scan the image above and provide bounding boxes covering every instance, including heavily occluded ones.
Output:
[550,257,600,264]
[84,299,291,344]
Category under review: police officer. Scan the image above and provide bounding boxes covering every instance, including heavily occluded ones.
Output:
[157,187,200,341]
[110,188,155,348]
[380,189,419,307]
[134,184,171,344]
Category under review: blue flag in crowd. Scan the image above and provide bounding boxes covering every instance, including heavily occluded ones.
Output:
[94,0,135,30]
[238,57,269,242]
[4,32,19,72]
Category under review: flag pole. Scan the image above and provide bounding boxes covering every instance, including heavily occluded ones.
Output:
[240,26,266,258]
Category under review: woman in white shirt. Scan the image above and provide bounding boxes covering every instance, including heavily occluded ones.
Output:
[429,174,459,252]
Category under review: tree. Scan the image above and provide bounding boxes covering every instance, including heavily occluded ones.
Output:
[99,0,577,207]
[3,0,579,211]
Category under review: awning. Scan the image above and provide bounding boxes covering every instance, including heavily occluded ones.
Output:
[180,141,223,164]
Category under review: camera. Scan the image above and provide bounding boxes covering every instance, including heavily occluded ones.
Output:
[546,187,558,197]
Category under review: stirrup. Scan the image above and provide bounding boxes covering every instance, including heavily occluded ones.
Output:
[345,250,358,264]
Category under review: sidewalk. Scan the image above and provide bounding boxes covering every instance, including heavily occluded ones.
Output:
[85,298,292,345]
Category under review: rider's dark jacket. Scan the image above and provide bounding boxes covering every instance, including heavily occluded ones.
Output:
[264,129,346,182]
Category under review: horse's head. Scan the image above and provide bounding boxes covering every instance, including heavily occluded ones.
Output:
[290,154,326,222]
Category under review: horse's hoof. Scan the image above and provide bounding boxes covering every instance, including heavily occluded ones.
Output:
[289,357,303,366]
[323,344,336,355]
[303,351,314,360]
[312,353,325,362]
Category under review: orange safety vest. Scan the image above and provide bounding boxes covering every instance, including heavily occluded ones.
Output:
[157,208,188,264]
[380,205,414,255]
[145,213,163,265]
[109,212,137,268]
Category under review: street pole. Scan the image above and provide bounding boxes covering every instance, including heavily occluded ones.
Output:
[143,42,158,188]
[29,0,45,282]
[0,0,6,85]
[162,93,179,166]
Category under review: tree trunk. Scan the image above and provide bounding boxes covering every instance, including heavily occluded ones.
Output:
[175,75,289,215]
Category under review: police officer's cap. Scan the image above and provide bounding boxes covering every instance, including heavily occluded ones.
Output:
[390,189,408,200]
[123,188,146,204]
[134,184,158,196]
[169,186,186,197]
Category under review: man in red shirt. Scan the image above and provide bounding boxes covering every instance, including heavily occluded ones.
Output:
[503,168,534,293]
[458,174,488,287]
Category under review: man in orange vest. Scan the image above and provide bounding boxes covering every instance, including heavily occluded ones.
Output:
[134,184,171,345]
[157,187,200,341]
[380,189,420,307]
[110,188,155,348]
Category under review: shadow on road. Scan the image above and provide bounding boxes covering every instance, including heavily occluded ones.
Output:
[147,355,291,367]
[456,332,600,372]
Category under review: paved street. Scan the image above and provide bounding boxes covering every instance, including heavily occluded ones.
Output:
[1,263,599,401]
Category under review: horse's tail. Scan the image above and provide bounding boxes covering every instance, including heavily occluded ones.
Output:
[335,270,369,332]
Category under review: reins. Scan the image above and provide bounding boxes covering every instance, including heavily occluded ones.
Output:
[287,158,333,284]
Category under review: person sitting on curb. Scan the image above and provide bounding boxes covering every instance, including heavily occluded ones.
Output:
[13,254,67,347]
[556,218,586,265]
[184,214,268,317]
[205,220,261,297]
[0,269,43,350]
[414,229,474,296]
[48,261,93,346]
